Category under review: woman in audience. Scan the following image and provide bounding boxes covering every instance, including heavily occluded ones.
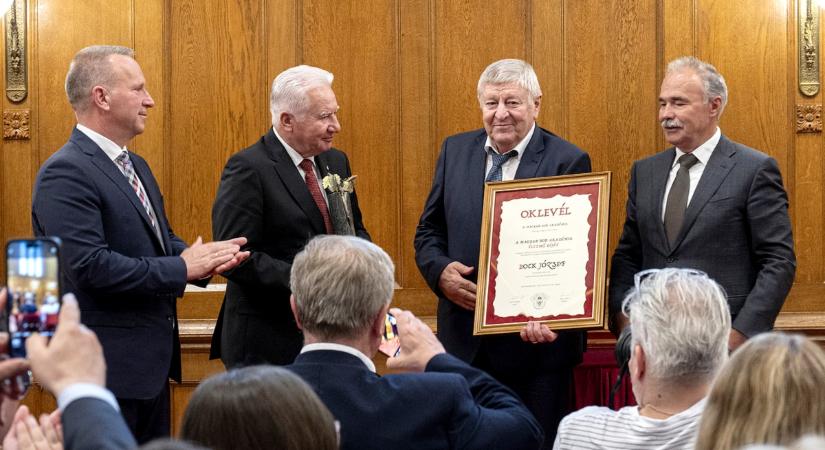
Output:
[696,332,825,450]
[181,365,338,450]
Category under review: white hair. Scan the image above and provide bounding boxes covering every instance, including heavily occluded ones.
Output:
[269,65,334,127]
[290,235,395,341]
[476,59,542,103]
[667,56,729,116]
[622,268,731,383]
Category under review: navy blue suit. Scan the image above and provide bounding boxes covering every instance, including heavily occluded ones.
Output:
[63,398,137,450]
[288,350,543,450]
[414,126,591,446]
[32,128,190,439]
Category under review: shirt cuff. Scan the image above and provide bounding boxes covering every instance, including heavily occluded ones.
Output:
[57,383,119,412]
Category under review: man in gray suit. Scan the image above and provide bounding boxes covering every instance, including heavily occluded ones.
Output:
[609,56,796,351]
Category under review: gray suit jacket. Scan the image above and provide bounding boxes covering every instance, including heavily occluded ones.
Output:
[609,135,796,337]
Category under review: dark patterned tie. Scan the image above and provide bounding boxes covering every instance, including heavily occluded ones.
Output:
[664,153,699,246]
[299,159,333,233]
[115,151,163,244]
[485,150,518,182]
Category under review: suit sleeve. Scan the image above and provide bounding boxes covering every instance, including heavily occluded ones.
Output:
[562,151,592,175]
[608,162,643,334]
[62,398,137,450]
[414,139,455,295]
[32,157,188,298]
[212,154,293,290]
[735,157,796,336]
[426,353,544,449]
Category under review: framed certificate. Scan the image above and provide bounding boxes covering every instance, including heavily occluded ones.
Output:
[473,172,611,335]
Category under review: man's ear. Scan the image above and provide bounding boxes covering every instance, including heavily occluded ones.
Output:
[91,85,109,111]
[708,96,723,119]
[370,304,391,340]
[290,295,302,331]
[279,112,294,131]
[631,344,646,380]
[532,94,542,117]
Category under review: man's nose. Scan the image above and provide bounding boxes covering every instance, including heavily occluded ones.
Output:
[329,114,341,133]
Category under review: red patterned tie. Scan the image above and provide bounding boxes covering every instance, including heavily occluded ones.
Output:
[115,151,163,244]
[299,159,333,233]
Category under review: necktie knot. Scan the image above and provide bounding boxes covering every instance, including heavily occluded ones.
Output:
[116,151,132,168]
[677,153,699,170]
[299,158,314,173]
[486,150,518,182]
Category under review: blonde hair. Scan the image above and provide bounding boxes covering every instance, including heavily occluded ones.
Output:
[696,333,825,450]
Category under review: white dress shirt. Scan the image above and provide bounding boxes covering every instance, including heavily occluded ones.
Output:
[661,127,721,221]
[483,123,537,181]
[301,342,376,373]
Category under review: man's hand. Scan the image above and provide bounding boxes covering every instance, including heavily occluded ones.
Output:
[180,236,250,281]
[438,262,477,310]
[519,320,557,344]
[385,308,445,373]
[2,405,62,450]
[728,329,747,352]
[26,294,105,397]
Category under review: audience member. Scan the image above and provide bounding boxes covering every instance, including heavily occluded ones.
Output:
[287,235,543,450]
[696,332,825,450]
[554,268,730,449]
[180,366,337,450]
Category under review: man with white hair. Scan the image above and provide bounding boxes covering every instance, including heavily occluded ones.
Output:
[415,58,591,446]
[210,65,370,368]
[609,56,795,351]
[287,235,543,450]
[554,268,731,449]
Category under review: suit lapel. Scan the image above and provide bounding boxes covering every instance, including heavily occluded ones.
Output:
[671,136,736,251]
[467,133,489,218]
[73,129,166,253]
[265,131,326,235]
[514,127,545,179]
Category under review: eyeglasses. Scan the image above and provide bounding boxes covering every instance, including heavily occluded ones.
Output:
[633,267,708,291]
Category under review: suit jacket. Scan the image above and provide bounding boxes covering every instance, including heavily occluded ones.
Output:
[32,128,189,399]
[414,127,591,372]
[63,397,137,450]
[210,129,369,367]
[609,135,796,336]
[287,350,543,450]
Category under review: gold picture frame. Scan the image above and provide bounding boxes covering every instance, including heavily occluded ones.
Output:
[473,171,611,335]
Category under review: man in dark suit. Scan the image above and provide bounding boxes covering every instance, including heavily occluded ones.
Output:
[31,45,248,443]
[609,56,796,350]
[414,59,591,447]
[286,235,543,450]
[210,65,369,368]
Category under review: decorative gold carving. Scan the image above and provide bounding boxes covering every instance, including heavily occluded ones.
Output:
[796,104,822,133]
[5,0,27,103]
[3,109,30,139]
[799,0,820,97]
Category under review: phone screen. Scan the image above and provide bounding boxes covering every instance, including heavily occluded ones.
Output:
[378,313,400,357]
[5,238,61,358]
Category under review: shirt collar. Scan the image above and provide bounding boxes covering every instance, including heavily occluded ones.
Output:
[76,124,127,162]
[301,342,376,373]
[673,127,721,168]
[273,126,317,168]
[484,122,536,159]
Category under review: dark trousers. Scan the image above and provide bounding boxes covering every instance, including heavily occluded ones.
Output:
[474,350,574,450]
[117,383,170,444]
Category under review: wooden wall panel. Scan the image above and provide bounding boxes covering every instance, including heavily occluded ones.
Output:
[564,0,659,257]
[301,0,401,275]
[531,0,565,134]
[167,0,268,243]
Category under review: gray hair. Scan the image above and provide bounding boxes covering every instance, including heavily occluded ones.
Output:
[667,56,728,116]
[622,268,730,383]
[65,45,134,112]
[477,59,542,103]
[270,65,334,127]
[290,235,395,341]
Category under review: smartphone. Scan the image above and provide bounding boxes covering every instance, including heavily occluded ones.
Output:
[4,238,62,358]
[378,313,400,357]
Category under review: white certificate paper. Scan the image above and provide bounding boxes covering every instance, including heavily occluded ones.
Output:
[492,194,592,317]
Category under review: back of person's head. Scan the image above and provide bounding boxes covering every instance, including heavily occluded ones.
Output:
[622,268,730,384]
[138,438,209,450]
[290,235,395,341]
[65,45,134,112]
[696,333,825,450]
[180,365,338,450]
